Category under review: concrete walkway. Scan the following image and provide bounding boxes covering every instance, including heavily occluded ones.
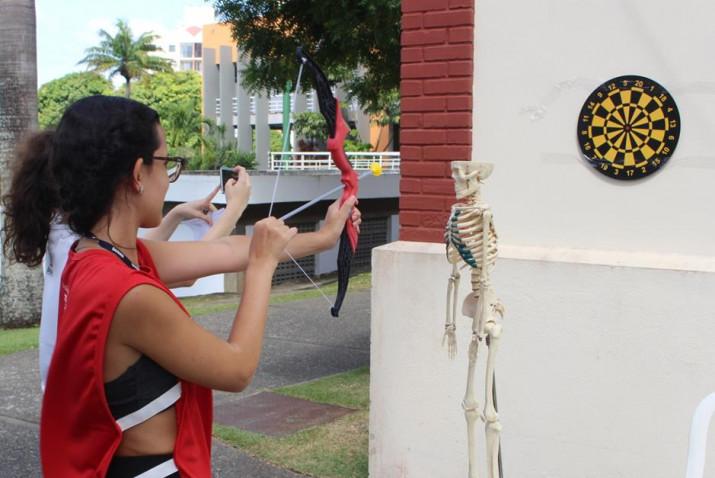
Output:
[0,289,371,477]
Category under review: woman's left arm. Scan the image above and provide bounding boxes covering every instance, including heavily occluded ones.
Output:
[143,186,220,241]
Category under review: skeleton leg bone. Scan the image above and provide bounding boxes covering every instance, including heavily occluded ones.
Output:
[463,330,484,478]
[484,320,503,478]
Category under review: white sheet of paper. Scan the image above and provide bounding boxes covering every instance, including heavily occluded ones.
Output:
[182,208,227,240]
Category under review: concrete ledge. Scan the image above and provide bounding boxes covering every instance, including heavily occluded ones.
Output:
[378,240,715,273]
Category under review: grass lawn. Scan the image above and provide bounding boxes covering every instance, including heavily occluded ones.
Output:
[214,367,370,478]
[0,326,39,357]
[181,271,371,316]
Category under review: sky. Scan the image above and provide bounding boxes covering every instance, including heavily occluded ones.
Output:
[36,0,218,86]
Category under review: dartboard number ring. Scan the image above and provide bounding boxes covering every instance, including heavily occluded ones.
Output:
[577,75,680,180]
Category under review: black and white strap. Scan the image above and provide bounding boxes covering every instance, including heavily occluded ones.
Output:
[134,457,179,478]
[115,383,181,431]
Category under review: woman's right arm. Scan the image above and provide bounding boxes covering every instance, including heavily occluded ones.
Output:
[143,195,358,286]
[113,218,297,392]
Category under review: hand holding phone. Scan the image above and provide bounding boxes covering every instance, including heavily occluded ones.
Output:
[220,166,239,194]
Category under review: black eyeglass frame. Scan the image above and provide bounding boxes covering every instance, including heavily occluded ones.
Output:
[152,156,187,183]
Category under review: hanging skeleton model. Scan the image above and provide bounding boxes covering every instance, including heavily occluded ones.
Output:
[444,161,505,478]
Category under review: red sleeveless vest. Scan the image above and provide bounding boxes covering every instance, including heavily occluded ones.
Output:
[40,240,212,477]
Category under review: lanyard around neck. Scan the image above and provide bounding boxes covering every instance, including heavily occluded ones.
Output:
[86,234,140,271]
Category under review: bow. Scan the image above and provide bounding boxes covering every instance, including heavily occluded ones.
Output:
[296,47,358,317]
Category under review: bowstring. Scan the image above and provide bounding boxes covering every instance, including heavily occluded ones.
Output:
[263,61,332,304]
[285,250,333,307]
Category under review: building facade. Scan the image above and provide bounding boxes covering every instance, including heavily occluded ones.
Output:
[154,5,214,72]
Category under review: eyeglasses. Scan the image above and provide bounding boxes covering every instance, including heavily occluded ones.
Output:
[152,156,186,183]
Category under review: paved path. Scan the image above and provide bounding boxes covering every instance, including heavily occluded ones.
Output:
[0,289,370,477]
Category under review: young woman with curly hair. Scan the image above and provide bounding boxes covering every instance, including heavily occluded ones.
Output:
[3,95,358,477]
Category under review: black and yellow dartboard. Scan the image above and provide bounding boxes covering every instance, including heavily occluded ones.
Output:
[577,75,680,180]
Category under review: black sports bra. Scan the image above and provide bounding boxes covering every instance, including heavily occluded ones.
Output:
[104,355,180,431]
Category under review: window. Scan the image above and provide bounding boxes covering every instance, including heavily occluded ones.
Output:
[180,43,193,58]
[194,43,202,58]
[193,60,202,71]
[180,60,193,71]
[168,44,176,53]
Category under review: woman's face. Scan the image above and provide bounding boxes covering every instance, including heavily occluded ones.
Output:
[138,125,170,228]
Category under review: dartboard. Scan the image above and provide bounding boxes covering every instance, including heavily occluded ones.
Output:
[577,75,680,180]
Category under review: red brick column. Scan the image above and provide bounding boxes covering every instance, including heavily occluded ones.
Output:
[399,0,474,242]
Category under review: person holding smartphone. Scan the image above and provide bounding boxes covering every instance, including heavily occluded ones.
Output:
[38,169,251,392]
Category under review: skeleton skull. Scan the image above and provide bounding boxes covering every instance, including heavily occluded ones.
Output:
[451,162,494,199]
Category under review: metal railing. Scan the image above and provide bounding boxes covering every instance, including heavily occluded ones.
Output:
[216,94,318,119]
[269,151,400,172]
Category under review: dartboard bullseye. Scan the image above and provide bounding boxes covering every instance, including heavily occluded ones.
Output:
[577,75,680,180]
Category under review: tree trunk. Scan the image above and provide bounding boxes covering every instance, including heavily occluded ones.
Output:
[124,76,131,98]
[0,0,43,328]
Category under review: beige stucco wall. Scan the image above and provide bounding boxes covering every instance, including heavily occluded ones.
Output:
[370,241,715,477]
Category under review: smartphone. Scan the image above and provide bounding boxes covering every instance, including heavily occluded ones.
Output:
[220,166,238,194]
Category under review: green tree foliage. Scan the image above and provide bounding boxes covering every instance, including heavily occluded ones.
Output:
[344,134,372,152]
[78,19,173,97]
[293,112,327,149]
[131,71,202,154]
[189,118,257,171]
[293,112,371,152]
[213,0,400,118]
[271,129,283,152]
[38,72,114,128]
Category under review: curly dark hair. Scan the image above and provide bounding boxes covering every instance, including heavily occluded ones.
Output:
[2,95,161,266]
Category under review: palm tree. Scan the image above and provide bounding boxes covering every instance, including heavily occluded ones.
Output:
[0,0,44,327]
[78,19,173,98]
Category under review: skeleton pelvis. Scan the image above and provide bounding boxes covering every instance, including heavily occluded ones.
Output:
[462,287,503,322]
[462,292,479,318]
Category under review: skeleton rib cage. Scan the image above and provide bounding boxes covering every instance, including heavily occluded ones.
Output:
[447,203,498,274]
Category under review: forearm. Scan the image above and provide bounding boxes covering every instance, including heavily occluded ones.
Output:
[144,208,183,241]
[228,260,276,379]
[217,229,333,272]
[283,230,334,262]
[202,204,245,241]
